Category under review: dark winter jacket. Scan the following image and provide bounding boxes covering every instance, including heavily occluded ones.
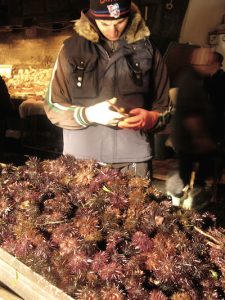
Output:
[173,67,220,155]
[205,69,225,142]
[44,3,170,163]
[0,75,12,115]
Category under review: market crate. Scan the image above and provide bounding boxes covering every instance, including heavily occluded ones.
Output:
[0,248,73,300]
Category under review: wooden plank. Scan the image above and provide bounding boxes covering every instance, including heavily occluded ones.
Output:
[0,248,74,300]
[0,286,22,300]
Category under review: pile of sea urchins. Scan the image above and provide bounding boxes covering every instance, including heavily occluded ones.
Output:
[0,156,225,299]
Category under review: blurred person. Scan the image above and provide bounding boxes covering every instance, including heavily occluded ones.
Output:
[167,48,223,207]
[44,0,171,178]
[0,75,12,115]
[0,75,13,157]
[205,51,225,143]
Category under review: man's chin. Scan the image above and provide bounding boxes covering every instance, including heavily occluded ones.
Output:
[107,37,119,41]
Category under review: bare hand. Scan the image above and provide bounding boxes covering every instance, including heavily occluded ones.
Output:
[118,108,159,130]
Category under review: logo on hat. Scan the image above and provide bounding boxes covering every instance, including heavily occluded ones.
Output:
[107,3,120,18]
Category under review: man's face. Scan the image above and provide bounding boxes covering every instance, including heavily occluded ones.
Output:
[190,48,218,76]
[96,17,129,41]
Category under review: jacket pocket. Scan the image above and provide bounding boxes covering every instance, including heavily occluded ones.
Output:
[118,55,152,95]
[68,56,98,99]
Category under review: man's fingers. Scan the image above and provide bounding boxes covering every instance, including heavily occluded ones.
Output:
[118,120,142,128]
[110,121,119,126]
[129,108,141,115]
[121,115,141,124]
[108,97,117,105]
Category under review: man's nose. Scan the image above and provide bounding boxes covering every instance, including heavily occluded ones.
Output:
[109,26,117,35]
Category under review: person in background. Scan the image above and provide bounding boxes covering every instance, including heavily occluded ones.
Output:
[0,75,12,115]
[44,0,170,178]
[167,48,224,208]
[205,51,225,144]
[0,75,13,157]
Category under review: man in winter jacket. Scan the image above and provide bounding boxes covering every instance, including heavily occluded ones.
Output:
[44,0,170,177]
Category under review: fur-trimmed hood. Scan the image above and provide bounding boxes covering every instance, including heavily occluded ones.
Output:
[74,2,150,44]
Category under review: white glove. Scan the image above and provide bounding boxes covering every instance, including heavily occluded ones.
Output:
[85,98,125,126]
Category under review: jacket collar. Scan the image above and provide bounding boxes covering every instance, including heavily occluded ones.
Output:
[74,2,150,44]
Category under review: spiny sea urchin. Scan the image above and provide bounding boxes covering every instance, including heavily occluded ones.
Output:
[0,156,225,299]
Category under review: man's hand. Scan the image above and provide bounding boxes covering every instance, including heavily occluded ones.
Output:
[85,98,125,126]
[118,108,159,130]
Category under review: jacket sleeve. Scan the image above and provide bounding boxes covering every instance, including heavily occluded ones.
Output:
[149,47,171,132]
[44,44,90,130]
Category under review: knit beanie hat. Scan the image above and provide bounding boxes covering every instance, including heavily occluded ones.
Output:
[90,0,131,19]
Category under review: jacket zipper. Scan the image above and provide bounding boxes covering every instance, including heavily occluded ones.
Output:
[112,41,117,161]
[111,41,115,52]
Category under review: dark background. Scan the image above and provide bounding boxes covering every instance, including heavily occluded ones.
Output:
[0,0,189,54]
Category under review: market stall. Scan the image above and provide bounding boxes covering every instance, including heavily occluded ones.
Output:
[0,65,62,157]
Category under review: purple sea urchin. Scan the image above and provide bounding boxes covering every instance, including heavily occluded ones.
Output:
[0,156,225,299]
